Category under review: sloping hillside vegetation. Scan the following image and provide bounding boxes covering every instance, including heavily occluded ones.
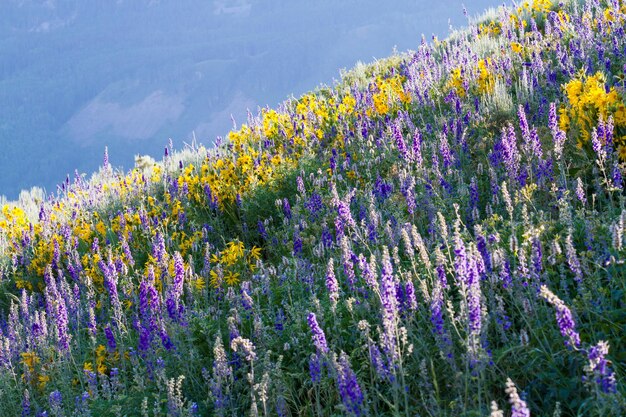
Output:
[0,0,624,415]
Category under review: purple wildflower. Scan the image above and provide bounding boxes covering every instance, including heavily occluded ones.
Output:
[584,341,617,394]
[475,228,492,273]
[401,174,416,215]
[282,198,292,220]
[358,253,378,291]
[138,323,152,353]
[121,236,134,267]
[99,258,123,325]
[430,280,445,336]
[505,378,530,417]
[326,259,339,309]
[575,178,587,206]
[231,336,256,361]
[160,326,175,351]
[517,105,528,142]
[340,236,356,290]
[380,247,399,359]
[337,199,356,230]
[439,133,454,168]
[166,252,185,322]
[591,128,606,161]
[152,232,167,264]
[104,325,117,352]
[368,343,389,379]
[373,176,393,202]
[539,285,581,348]
[21,390,30,417]
[501,124,520,183]
[531,237,543,281]
[549,102,566,159]
[336,352,365,416]
[412,128,423,167]
[309,353,322,383]
[307,312,329,354]
[613,163,623,190]
[405,279,418,311]
[49,390,62,416]
[305,192,324,219]
[392,119,409,160]
[293,232,303,256]
[56,297,70,352]
[297,175,305,194]
[565,234,583,283]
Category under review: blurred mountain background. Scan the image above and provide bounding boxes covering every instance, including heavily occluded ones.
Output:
[0,0,499,199]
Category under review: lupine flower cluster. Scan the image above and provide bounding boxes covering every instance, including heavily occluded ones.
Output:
[0,0,623,415]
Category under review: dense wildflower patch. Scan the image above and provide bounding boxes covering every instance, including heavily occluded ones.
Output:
[0,0,624,416]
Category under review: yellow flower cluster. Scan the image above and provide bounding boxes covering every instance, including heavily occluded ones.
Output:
[368,75,411,116]
[510,42,523,54]
[262,109,293,139]
[209,240,261,288]
[95,344,109,374]
[559,71,626,154]
[20,351,50,390]
[447,68,466,98]
[516,0,552,16]
[0,80,388,296]
[477,21,502,38]
[175,92,360,210]
[446,59,496,97]
[477,58,495,95]
[338,94,357,115]
[0,205,29,242]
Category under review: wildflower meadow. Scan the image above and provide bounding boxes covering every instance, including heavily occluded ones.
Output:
[0,0,624,415]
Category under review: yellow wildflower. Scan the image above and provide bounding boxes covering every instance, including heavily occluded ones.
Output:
[20,352,40,373]
[249,246,262,260]
[224,271,240,286]
[194,277,206,291]
[38,374,50,390]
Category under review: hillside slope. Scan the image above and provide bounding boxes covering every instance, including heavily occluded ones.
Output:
[0,0,625,415]
[0,0,496,199]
